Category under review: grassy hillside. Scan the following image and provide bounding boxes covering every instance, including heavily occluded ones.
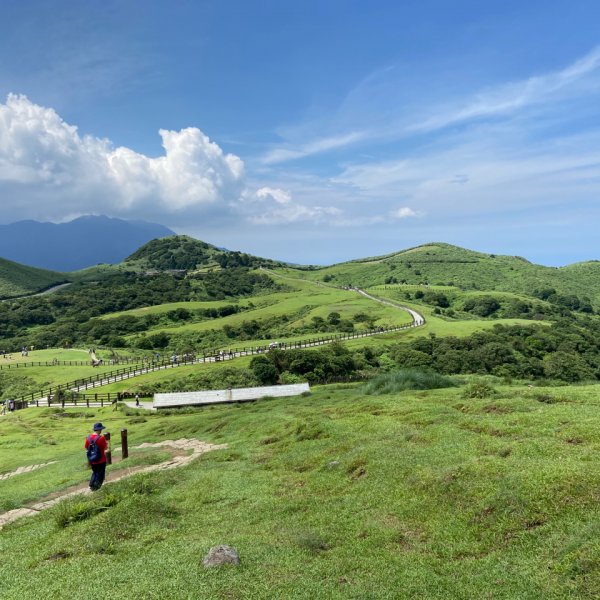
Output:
[125,235,284,271]
[281,243,600,308]
[0,257,67,300]
[2,381,600,598]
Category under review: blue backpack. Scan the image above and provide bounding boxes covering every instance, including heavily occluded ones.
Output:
[86,435,102,463]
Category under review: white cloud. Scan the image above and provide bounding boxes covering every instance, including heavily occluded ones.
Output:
[0,94,245,223]
[261,131,365,165]
[244,185,340,224]
[256,187,292,204]
[410,46,600,133]
[333,125,600,219]
[257,46,600,174]
[391,207,419,219]
[249,203,341,225]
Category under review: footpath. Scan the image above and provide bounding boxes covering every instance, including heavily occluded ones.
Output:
[8,280,425,408]
[0,439,226,529]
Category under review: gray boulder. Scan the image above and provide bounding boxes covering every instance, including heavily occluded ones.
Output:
[202,545,240,568]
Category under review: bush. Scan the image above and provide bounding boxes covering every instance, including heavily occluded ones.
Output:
[363,369,455,395]
[462,381,496,399]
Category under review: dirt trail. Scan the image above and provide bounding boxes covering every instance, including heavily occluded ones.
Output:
[0,461,58,481]
[0,438,226,529]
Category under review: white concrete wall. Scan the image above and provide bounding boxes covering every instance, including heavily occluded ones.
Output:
[154,382,310,409]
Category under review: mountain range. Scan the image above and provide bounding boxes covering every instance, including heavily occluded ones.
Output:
[0,216,175,271]
[2,234,600,310]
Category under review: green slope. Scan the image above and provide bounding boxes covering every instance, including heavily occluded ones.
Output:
[3,383,600,598]
[0,257,68,299]
[279,243,600,308]
[124,235,284,271]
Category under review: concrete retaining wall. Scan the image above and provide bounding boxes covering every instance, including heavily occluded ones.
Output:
[154,382,310,409]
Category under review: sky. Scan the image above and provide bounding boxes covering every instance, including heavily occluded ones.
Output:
[1,0,600,266]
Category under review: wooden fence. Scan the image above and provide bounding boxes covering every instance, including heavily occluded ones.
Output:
[15,319,423,409]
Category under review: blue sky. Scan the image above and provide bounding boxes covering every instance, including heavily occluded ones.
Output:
[1,1,599,265]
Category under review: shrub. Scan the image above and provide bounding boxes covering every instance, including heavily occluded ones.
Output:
[363,369,455,395]
[462,381,496,399]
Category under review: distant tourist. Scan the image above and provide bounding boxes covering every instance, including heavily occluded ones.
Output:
[84,423,108,491]
[135,393,140,407]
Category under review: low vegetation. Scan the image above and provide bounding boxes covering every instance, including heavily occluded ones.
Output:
[362,369,455,394]
[3,383,600,598]
[3,238,600,597]
[0,257,67,299]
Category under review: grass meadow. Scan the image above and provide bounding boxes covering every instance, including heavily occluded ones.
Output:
[2,381,600,598]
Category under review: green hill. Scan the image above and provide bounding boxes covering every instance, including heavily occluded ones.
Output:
[283,243,600,309]
[125,235,284,271]
[0,257,68,300]
[3,382,600,598]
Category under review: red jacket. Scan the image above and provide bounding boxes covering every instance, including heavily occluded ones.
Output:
[84,433,107,464]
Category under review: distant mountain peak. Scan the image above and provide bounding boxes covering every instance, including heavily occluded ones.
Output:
[0,215,176,271]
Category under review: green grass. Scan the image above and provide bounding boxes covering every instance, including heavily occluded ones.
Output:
[0,257,67,299]
[362,369,455,393]
[91,358,252,394]
[2,382,600,598]
[1,363,137,389]
[274,243,600,308]
[100,298,251,319]
[121,286,413,341]
[0,348,138,365]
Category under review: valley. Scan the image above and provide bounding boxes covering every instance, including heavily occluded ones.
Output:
[1,236,600,599]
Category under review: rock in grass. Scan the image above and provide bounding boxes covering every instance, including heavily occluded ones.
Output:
[203,545,240,568]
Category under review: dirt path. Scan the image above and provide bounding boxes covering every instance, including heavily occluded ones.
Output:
[0,438,226,529]
[354,288,425,325]
[260,267,426,325]
[0,461,58,481]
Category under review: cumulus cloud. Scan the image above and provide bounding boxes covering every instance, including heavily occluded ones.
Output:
[391,207,420,219]
[0,94,245,223]
[255,187,292,204]
[243,186,341,224]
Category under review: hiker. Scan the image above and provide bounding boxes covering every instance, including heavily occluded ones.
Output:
[84,422,108,491]
[135,393,140,407]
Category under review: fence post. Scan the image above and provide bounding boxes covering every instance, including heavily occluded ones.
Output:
[105,432,112,465]
[121,428,128,459]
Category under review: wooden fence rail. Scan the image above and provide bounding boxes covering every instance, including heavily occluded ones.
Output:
[15,318,424,409]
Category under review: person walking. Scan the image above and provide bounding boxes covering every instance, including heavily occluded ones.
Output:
[84,422,108,491]
[135,393,140,407]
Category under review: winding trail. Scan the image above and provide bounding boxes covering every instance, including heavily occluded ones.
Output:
[354,288,425,325]
[260,267,425,326]
[0,439,226,529]
[1,282,72,303]
[17,272,425,407]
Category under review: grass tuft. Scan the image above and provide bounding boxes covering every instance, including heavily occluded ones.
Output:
[294,530,329,554]
[462,380,496,399]
[363,369,455,395]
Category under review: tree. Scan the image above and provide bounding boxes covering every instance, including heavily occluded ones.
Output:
[543,351,594,382]
[249,356,279,385]
[327,312,341,325]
